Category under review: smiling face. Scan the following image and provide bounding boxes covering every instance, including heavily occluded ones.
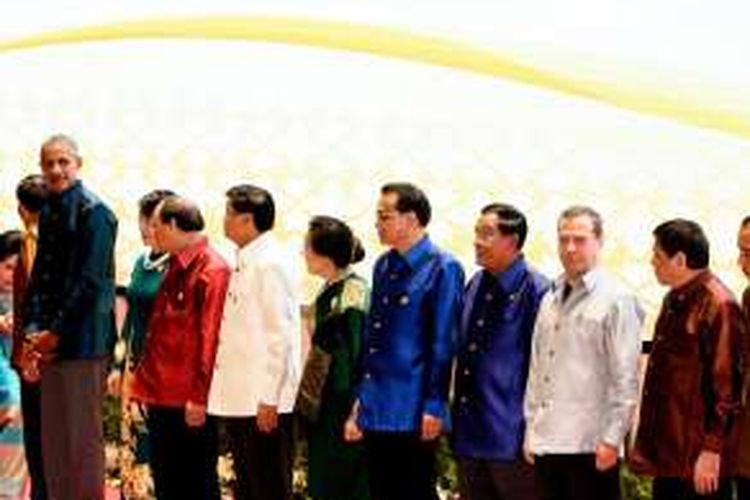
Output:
[39,139,81,194]
[474,212,518,273]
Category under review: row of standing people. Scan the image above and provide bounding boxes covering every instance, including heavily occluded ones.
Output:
[3,133,750,500]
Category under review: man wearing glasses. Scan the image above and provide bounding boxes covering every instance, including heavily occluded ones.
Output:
[345,182,464,500]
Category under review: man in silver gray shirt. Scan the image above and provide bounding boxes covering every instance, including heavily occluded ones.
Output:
[524,205,643,500]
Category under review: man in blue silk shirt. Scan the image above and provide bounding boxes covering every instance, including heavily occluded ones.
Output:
[452,203,549,500]
[22,134,118,500]
[345,182,464,500]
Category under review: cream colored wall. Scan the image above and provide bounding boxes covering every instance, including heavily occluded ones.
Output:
[1,41,749,337]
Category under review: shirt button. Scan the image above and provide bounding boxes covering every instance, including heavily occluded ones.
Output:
[485,293,493,302]
[463,368,470,376]
[476,318,485,327]
[373,321,382,330]
[460,396,468,404]
[548,349,555,357]
[382,297,389,305]
[468,343,478,352]
[399,295,410,306]
[364,372,372,380]
[369,347,377,354]
[389,273,398,280]
[541,401,548,409]
[544,376,550,383]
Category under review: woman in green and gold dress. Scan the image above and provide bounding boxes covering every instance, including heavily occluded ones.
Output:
[302,215,370,500]
[107,189,173,499]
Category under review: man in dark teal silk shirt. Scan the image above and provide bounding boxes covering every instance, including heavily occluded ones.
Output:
[23,134,117,500]
[345,182,464,500]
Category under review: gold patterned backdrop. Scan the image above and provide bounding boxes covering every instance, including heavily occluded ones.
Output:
[1,38,749,335]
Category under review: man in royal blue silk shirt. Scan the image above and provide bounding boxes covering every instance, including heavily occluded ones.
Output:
[344,182,464,500]
[452,203,549,500]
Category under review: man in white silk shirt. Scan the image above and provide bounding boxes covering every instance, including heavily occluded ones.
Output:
[208,184,301,500]
[524,205,643,500]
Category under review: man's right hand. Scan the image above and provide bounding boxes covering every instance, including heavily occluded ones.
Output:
[343,402,363,442]
[523,445,535,465]
[343,416,363,442]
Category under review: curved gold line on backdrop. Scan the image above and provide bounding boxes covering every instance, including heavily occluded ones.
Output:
[0,15,748,139]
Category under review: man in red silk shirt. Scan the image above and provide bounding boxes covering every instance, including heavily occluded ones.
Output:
[131,196,231,500]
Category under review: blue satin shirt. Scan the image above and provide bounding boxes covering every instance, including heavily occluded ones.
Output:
[452,256,548,460]
[357,236,464,432]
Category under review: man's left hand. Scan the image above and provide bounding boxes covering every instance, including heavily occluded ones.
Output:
[185,400,207,427]
[421,414,442,441]
[29,330,59,356]
[595,442,619,471]
[256,404,278,434]
[694,450,721,495]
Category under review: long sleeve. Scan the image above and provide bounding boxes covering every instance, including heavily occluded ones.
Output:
[523,302,545,434]
[702,299,743,452]
[50,205,117,339]
[189,266,230,405]
[422,258,464,421]
[600,294,644,447]
[258,262,298,406]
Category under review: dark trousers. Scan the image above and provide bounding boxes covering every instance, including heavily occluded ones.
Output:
[221,414,294,500]
[458,457,537,500]
[40,358,107,500]
[737,477,750,500]
[20,379,47,500]
[147,406,219,500]
[364,431,438,500]
[653,477,732,500]
[534,454,620,500]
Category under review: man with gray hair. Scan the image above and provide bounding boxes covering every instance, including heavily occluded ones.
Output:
[523,205,643,500]
[22,134,118,499]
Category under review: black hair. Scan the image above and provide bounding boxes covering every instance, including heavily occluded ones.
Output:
[0,230,22,262]
[138,189,176,219]
[653,218,709,270]
[381,182,431,227]
[16,174,47,213]
[308,215,365,269]
[226,184,275,232]
[481,203,528,250]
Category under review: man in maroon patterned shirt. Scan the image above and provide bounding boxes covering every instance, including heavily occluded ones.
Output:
[631,218,742,500]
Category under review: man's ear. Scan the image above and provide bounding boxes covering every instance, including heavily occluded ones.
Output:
[675,251,687,269]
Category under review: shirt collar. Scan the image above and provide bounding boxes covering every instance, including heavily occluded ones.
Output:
[172,236,208,270]
[553,267,603,299]
[236,231,273,267]
[49,180,83,205]
[492,255,528,295]
[669,269,710,303]
[398,235,433,270]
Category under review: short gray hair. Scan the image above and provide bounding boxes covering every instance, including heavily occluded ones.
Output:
[40,133,81,159]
